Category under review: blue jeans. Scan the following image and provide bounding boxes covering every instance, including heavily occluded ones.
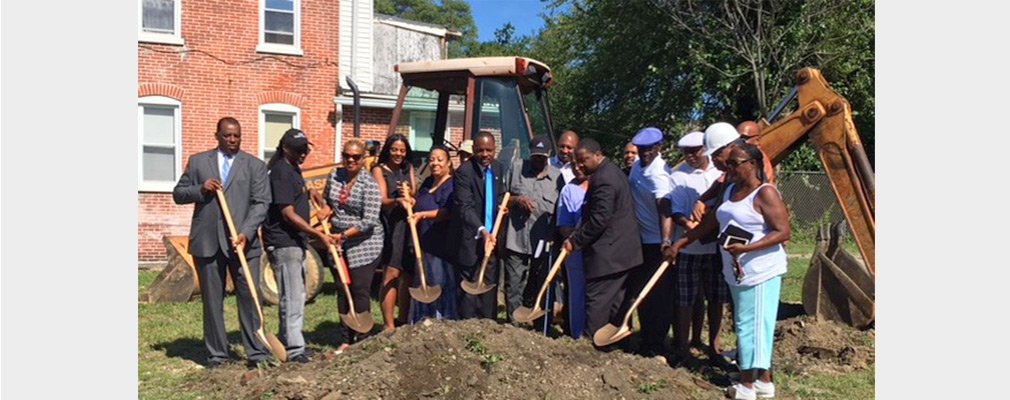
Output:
[267,246,306,358]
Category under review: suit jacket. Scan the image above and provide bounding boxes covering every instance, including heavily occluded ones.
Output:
[173,149,271,258]
[571,158,643,279]
[449,157,507,267]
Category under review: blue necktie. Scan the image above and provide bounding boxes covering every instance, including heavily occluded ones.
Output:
[484,167,494,230]
[221,155,232,185]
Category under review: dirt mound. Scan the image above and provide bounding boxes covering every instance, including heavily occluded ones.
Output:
[188,319,722,400]
[773,316,875,376]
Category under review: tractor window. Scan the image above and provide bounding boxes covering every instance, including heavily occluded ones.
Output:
[472,77,530,162]
[522,89,551,143]
[395,87,442,164]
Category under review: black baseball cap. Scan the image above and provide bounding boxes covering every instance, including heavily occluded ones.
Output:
[280,128,311,152]
[529,135,551,157]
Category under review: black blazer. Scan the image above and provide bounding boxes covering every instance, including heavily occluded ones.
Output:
[449,157,507,267]
[571,158,643,279]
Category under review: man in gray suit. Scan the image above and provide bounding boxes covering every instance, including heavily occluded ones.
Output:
[173,117,272,368]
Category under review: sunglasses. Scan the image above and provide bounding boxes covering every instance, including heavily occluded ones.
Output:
[680,146,703,154]
[342,153,363,161]
[725,158,754,168]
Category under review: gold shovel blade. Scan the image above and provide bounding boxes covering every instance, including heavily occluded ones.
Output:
[408,285,442,304]
[264,333,288,362]
[511,306,545,324]
[341,311,374,334]
[592,323,631,347]
[460,280,496,295]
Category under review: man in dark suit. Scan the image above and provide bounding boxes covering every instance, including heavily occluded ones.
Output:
[173,117,272,368]
[449,130,507,319]
[563,138,643,342]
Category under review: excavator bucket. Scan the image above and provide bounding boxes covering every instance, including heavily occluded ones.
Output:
[802,222,875,328]
[139,236,200,303]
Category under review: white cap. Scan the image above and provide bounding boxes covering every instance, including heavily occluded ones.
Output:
[458,139,474,155]
[678,131,705,148]
[703,122,741,156]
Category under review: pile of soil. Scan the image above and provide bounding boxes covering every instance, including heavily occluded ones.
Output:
[772,316,875,376]
[188,319,722,400]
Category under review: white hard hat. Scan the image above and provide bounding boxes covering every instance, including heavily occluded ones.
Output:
[703,122,741,156]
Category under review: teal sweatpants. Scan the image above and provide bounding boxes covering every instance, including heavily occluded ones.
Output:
[729,276,782,370]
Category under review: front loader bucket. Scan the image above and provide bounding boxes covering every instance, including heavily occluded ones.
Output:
[802,222,875,328]
[139,236,199,303]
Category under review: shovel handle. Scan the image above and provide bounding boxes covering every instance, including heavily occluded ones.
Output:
[531,248,569,310]
[215,190,266,328]
[311,200,352,286]
[620,260,670,327]
[401,183,429,288]
[472,192,510,285]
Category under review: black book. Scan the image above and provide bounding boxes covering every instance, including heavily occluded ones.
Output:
[719,224,754,248]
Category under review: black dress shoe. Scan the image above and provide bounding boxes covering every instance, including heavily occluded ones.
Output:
[205,359,227,369]
[246,359,272,369]
[289,354,311,363]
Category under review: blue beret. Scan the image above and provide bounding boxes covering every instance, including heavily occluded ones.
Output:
[632,127,663,146]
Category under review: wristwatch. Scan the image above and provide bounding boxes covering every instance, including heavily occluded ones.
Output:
[661,238,672,247]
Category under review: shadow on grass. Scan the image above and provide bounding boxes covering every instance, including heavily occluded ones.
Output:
[151,331,244,365]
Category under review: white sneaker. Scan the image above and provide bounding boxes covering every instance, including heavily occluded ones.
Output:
[754,380,775,398]
[726,383,757,400]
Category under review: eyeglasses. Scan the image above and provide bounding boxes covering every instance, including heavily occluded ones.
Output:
[725,158,754,168]
[342,153,363,161]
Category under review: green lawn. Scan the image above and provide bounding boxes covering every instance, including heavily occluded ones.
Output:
[139,245,873,400]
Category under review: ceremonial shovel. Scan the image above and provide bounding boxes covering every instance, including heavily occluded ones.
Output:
[311,200,374,334]
[512,248,569,323]
[215,190,287,362]
[461,192,511,295]
[401,182,441,303]
[593,260,671,347]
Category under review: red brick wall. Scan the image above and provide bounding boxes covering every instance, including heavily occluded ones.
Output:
[338,106,465,165]
[138,0,340,262]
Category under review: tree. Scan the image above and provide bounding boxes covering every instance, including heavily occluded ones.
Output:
[374,0,480,58]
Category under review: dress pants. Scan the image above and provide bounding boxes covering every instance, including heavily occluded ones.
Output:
[626,243,674,353]
[195,250,269,363]
[337,257,379,345]
[584,269,629,340]
[457,253,500,320]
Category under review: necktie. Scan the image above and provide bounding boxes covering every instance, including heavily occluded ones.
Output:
[221,155,232,185]
[484,167,494,230]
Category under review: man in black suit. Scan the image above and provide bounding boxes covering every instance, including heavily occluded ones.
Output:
[449,131,507,319]
[173,117,272,368]
[563,138,643,341]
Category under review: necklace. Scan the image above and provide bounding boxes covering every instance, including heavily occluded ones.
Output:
[339,174,358,206]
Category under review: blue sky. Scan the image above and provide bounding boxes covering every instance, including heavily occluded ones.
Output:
[468,0,554,42]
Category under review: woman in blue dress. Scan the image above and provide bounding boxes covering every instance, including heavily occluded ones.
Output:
[407,145,457,322]
[556,162,589,338]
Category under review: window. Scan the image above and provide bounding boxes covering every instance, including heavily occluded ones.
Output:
[258,0,302,56]
[138,96,182,192]
[138,0,184,45]
[259,104,301,161]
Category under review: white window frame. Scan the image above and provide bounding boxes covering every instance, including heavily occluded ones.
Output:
[138,96,183,192]
[257,0,303,56]
[138,0,185,46]
[258,103,301,161]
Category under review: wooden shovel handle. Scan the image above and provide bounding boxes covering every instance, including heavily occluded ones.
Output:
[311,200,351,286]
[620,260,670,327]
[532,248,569,308]
[215,190,266,327]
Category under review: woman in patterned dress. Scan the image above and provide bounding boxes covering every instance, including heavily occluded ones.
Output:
[326,140,384,352]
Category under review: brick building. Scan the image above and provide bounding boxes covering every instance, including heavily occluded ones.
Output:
[137,0,458,264]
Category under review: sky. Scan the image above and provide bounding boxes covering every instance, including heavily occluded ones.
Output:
[467,0,556,42]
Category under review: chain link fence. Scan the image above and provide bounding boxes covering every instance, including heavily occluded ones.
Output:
[776,171,846,230]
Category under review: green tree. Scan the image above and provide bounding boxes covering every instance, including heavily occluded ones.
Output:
[375,0,480,57]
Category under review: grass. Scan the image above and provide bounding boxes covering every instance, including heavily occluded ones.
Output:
[139,238,873,399]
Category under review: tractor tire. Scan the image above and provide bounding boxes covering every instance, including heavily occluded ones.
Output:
[259,247,326,306]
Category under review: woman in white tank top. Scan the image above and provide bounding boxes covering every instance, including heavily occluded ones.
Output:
[668,142,789,400]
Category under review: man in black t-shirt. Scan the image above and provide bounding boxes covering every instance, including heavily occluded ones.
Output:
[263,128,336,363]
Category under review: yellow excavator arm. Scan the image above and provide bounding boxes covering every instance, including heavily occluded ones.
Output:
[756,68,875,327]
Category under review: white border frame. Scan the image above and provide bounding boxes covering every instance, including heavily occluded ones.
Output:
[258,103,301,160]
[137,0,185,46]
[257,0,303,56]
[138,96,183,192]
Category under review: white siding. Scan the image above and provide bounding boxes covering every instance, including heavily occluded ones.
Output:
[339,0,374,92]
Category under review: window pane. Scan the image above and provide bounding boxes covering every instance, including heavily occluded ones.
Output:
[265,32,295,45]
[142,0,175,33]
[266,0,294,12]
[143,146,176,181]
[474,78,530,162]
[143,106,175,145]
[264,149,277,162]
[265,11,294,33]
[264,112,294,158]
